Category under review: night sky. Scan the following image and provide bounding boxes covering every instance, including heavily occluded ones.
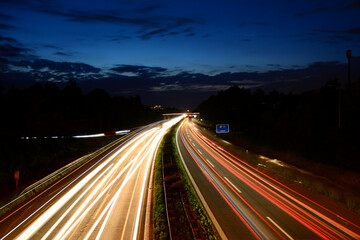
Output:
[0,0,359,109]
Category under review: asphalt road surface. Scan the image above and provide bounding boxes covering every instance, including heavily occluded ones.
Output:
[176,118,360,240]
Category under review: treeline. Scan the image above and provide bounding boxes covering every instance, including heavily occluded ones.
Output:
[0,80,162,137]
[196,80,360,170]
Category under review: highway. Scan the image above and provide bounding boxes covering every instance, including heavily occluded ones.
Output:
[0,116,183,240]
[176,118,360,240]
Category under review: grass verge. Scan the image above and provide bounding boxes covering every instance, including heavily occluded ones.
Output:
[153,140,169,240]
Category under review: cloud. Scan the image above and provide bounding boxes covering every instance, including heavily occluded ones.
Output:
[1,56,359,109]
[133,4,164,14]
[138,28,168,40]
[311,1,360,13]
[43,44,63,50]
[108,35,132,41]
[0,43,30,58]
[0,35,18,43]
[2,1,199,41]
[238,21,270,28]
[39,5,199,40]
[149,82,238,93]
[136,17,198,40]
[303,27,360,44]
[10,59,101,74]
[315,28,360,35]
[0,23,17,29]
[0,12,16,21]
[74,12,156,27]
[294,13,305,17]
[312,5,336,13]
[150,83,184,92]
[344,1,360,10]
[41,8,198,31]
[187,84,238,91]
[0,35,35,61]
[347,28,360,34]
[110,64,167,78]
[139,26,195,40]
[54,51,72,57]
[245,65,256,68]
[307,61,341,68]
[267,64,282,67]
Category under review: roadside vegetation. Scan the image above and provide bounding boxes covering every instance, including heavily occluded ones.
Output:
[0,80,162,137]
[195,81,360,214]
[196,81,360,171]
[154,140,169,240]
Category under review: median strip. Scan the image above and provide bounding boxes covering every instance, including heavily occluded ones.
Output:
[154,121,219,240]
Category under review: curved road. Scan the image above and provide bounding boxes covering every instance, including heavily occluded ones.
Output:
[176,118,360,240]
[0,117,183,240]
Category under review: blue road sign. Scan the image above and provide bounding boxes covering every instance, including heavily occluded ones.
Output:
[216,124,229,133]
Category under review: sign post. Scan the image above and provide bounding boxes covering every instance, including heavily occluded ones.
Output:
[14,170,19,189]
[216,124,230,133]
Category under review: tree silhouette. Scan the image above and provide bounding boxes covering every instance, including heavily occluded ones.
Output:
[196,83,360,170]
[0,80,162,137]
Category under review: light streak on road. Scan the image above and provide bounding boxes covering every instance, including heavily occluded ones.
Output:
[1,116,183,240]
[178,122,282,240]
[177,119,360,239]
[73,130,130,138]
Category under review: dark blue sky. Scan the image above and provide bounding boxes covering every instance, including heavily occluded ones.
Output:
[0,0,359,109]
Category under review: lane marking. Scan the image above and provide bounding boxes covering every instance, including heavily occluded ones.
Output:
[198,150,203,155]
[266,216,294,240]
[206,159,215,168]
[224,177,242,193]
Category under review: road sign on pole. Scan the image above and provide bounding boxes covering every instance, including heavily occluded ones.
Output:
[216,124,229,133]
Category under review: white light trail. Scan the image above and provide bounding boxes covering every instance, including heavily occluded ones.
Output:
[7,117,184,240]
[40,163,114,240]
[15,128,154,240]
[53,129,156,240]
[132,128,165,240]
[93,132,159,240]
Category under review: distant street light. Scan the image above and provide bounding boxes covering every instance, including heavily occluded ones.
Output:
[14,170,19,189]
[347,49,352,83]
